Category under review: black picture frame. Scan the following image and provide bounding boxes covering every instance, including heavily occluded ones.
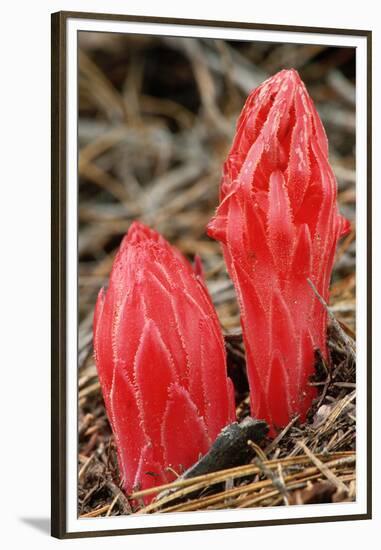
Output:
[51,10,372,539]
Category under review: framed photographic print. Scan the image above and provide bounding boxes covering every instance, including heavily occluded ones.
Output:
[51,10,372,539]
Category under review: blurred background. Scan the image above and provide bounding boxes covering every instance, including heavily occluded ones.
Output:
[77,32,356,515]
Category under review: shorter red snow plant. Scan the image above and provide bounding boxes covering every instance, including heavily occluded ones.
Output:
[93,222,235,498]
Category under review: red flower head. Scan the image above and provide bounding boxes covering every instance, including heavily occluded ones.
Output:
[207,69,350,434]
[93,222,236,497]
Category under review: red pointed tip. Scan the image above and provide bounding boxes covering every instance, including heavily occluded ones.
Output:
[288,68,301,79]
[193,254,206,281]
[340,216,352,238]
[93,286,106,337]
[280,68,300,80]
[126,221,158,245]
[206,194,234,244]
[267,68,301,90]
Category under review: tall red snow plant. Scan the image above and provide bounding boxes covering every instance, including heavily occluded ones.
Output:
[207,69,350,433]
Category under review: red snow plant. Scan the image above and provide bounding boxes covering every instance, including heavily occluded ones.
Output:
[93,222,235,496]
[207,69,350,434]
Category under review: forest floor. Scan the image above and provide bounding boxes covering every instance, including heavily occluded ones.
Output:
[77,33,356,517]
